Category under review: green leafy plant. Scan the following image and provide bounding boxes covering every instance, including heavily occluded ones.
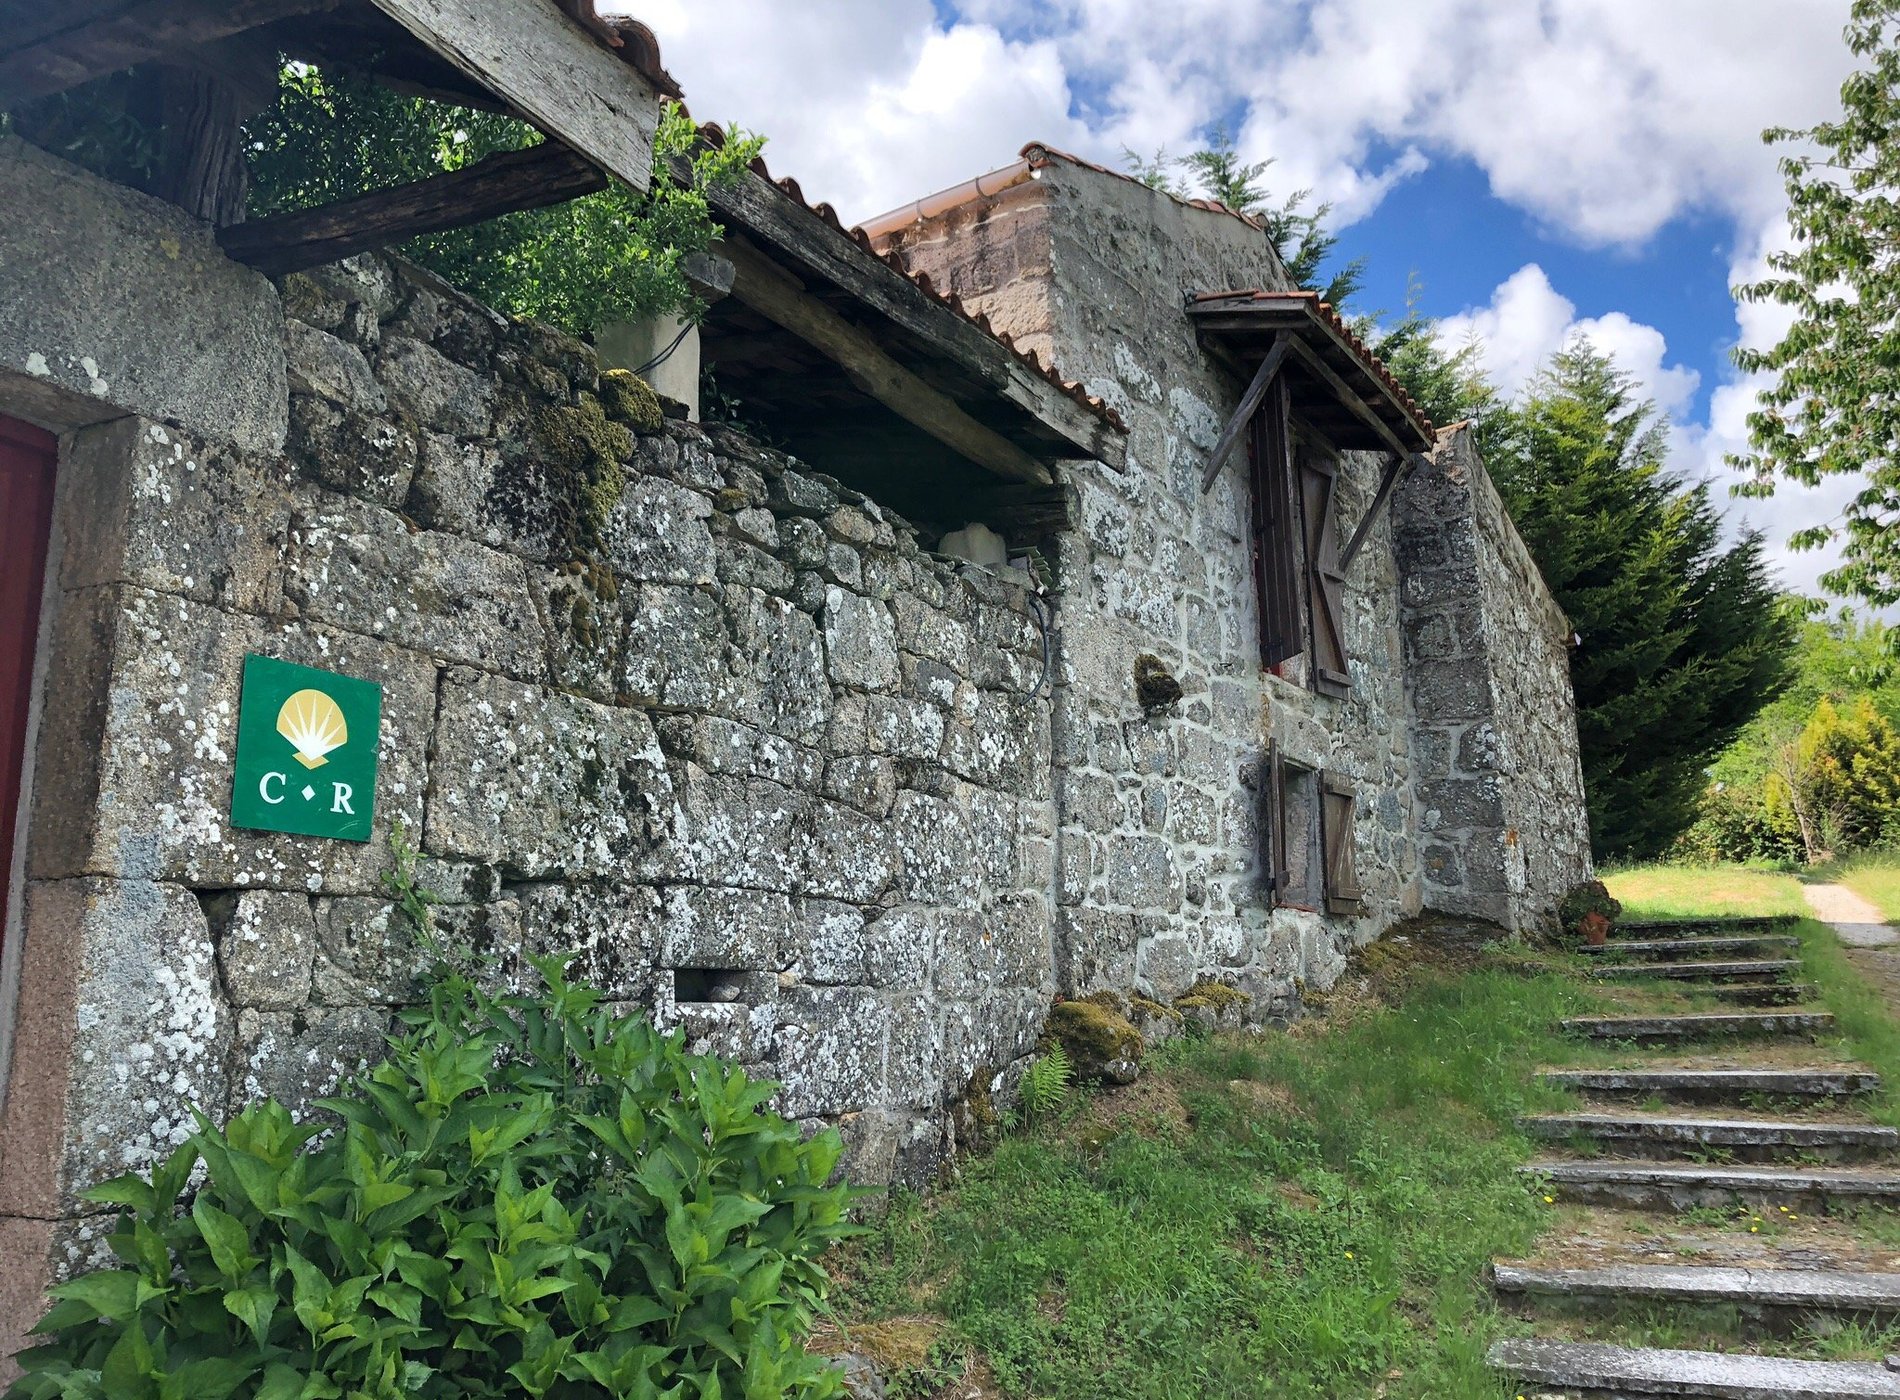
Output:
[1017,1047,1073,1123]
[7,957,860,1400]
[246,70,762,334]
[381,818,441,945]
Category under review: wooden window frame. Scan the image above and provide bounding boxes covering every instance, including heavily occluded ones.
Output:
[1248,389,1350,695]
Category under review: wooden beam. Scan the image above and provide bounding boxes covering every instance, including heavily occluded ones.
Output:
[365,0,661,194]
[219,141,605,276]
[1339,452,1423,570]
[1199,333,1288,493]
[722,237,1052,486]
[965,480,1079,537]
[0,0,327,106]
[1281,335,1418,459]
[681,155,1125,471]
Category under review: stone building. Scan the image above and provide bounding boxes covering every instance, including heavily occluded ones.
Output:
[0,3,1587,1357]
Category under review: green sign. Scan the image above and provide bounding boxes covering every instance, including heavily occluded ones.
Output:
[230,654,381,842]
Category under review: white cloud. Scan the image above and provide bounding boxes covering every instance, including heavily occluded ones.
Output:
[1436,264,1700,417]
[628,0,1868,597]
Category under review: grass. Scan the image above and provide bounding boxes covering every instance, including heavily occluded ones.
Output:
[1602,863,1809,921]
[831,960,1594,1399]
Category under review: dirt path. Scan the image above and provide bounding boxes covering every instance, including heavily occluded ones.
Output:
[1803,881,1898,947]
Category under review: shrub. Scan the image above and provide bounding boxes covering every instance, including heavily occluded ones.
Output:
[7,957,858,1400]
[1556,880,1622,935]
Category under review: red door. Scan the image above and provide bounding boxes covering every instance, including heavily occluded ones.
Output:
[0,414,56,957]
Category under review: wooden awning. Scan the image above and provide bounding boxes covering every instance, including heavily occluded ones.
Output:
[0,0,1126,496]
[1187,290,1434,456]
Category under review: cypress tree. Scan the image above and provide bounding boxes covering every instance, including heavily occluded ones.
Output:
[1488,343,1794,860]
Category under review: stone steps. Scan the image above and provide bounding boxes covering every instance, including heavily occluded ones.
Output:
[1592,959,1802,983]
[1582,936,1802,962]
[1618,918,1801,937]
[1710,982,1816,1007]
[1523,1160,1900,1212]
[1491,1261,1900,1326]
[1561,1011,1836,1042]
[1519,1112,1899,1162]
[1537,1067,1881,1104]
[1486,1336,1900,1398]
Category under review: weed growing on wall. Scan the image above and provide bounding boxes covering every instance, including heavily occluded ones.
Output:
[6,957,860,1400]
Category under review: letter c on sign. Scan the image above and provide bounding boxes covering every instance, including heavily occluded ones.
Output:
[260,771,286,805]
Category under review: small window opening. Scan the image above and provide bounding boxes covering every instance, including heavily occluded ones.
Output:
[672,968,749,1004]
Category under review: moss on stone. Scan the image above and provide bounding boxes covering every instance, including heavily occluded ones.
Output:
[1174,979,1251,1013]
[1043,998,1142,1083]
[1129,994,1183,1026]
[528,392,631,559]
[598,368,665,433]
[952,1064,1001,1154]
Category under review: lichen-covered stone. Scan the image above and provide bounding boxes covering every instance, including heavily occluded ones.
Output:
[57,418,291,615]
[287,493,546,680]
[427,668,672,877]
[378,334,493,435]
[231,1005,388,1120]
[824,588,900,692]
[27,588,433,893]
[286,395,420,509]
[515,882,659,998]
[212,890,316,1009]
[609,476,716,584]
[659,885,788,970]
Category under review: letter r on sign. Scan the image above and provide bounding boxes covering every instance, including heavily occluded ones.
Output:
[331,783,354,814]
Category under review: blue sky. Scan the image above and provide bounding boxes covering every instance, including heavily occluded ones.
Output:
[636,0,1860,595]
[1341,154,1738,426]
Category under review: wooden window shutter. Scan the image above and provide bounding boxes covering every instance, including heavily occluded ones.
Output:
[1257,741,1288,905]
[1320,772,1363,915]
[1249,380,1302,669]
[1298,452,1350,697]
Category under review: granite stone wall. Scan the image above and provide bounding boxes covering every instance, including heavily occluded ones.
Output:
[884,159,1425,1011]
[1396,426,1592,929]
[1,240,1063,1317]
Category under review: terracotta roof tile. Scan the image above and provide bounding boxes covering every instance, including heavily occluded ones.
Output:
[693,122,1127,435]
[558,4,682,97]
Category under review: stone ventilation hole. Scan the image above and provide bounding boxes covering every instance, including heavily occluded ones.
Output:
[673,968,749,1004]
[1133,653,1184,716]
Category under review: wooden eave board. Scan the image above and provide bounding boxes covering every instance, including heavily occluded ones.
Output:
[1189,300,1432,452]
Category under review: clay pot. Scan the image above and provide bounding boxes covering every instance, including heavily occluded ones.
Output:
[1578,911,1610,947]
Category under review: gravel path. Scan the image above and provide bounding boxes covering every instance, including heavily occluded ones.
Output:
[1803,882,1898,947]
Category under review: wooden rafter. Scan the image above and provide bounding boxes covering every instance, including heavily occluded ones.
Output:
[722,236,1053,486]
[219,141,605,276]
[1339,452,1423,571]
[1283,336,1415,460]
[0,0,330,106]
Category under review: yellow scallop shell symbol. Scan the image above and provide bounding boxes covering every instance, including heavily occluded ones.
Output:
[277,688,347,770]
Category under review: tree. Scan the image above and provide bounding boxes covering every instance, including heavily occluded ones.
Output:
[243,67,762,334]
[1790,695,1900,851]
[1734,0,1900,611]
[1488,343,1795,860]
[1124,127,1364,306]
